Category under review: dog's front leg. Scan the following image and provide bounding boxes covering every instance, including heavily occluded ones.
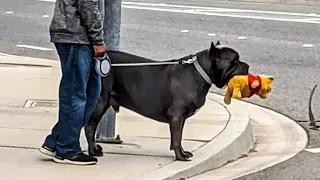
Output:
[180,119,193,159]
[169,116,191,161]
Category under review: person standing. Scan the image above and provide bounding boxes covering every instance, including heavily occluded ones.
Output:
[39,0,106,165]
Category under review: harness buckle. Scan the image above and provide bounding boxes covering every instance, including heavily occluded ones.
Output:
[182,56,197,64]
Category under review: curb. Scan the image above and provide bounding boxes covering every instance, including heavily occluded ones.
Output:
[0,53,59,67]
[137,93,254,180]
[228,100,308,179]
[189,93,308,180]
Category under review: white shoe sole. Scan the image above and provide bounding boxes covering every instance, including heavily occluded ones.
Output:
[39,147,54,157]
[53,157,97,165]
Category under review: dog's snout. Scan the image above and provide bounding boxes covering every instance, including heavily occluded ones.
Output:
[239,62,249,74]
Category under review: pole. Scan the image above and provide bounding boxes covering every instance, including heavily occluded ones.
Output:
[95,0,123,144]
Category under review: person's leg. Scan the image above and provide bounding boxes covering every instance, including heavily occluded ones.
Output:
[54,43,88,157]
[40,123,58,156]
[40,43,72,156]
[42,43,97,165]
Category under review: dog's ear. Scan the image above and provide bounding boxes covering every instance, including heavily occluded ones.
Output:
[209,41,220,58]
[210,41,215,49]
[216,41,221,46]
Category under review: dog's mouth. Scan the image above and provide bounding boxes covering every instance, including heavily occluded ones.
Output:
[216,62,249,88]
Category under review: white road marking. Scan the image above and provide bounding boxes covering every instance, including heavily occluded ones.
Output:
[37,0,320,24]
[292,18,320,21]
[123,2,320,17]
[37,0,56,2]
[302,18,320,21]
[5,11,13,14]
[305,148,320,153]
[196,9,244,13]
[302,44,314,48]
[35,0,320,18]
[16,45,53,51]
[42,15,50,18]
[121,5,320,24]
[237,36,247,40]
[181,30,189,33]
[207,33,216,37]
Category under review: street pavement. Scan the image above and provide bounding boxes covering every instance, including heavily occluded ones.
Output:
[0,0,319,179]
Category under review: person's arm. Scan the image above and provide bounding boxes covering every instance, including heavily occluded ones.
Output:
[78,0,104,45]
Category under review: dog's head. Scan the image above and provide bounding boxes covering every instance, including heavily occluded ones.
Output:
[208,41,249,88]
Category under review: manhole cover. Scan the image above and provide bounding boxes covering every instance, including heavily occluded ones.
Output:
[24,99,57,108]
[0,63,52,68]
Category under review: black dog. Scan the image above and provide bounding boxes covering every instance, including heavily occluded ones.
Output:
[84,41,249,161]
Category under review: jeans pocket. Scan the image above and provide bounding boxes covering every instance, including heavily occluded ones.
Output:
[78,45,93,56]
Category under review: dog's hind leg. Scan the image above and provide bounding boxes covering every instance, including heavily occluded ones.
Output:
[84,96,110,157]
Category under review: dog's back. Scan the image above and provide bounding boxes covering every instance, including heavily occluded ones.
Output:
[106,51,177,122]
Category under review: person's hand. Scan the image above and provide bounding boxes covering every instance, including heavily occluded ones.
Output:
[93,43,107,57]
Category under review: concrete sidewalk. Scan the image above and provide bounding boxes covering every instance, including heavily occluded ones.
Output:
[0,52,309,180]
[0,53,254,180]
[189,94,308,180]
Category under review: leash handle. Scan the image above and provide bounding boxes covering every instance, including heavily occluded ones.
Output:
[94,52,112,77]
[95,52,110,61]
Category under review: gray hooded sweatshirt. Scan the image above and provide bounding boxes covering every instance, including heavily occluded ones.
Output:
[49,0,105,45]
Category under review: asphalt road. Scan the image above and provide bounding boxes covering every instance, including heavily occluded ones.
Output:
[0,0,320,179]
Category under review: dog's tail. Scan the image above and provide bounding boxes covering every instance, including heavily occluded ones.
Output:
[109,91,120,113]
[308,84,318,129]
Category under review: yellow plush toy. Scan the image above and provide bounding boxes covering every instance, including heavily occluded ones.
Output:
[224,74,274,105]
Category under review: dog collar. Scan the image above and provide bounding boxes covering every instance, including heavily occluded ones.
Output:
[248,74,262,97]
[185,56,212,85]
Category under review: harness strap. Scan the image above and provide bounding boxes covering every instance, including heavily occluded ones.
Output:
[193,59,212,85]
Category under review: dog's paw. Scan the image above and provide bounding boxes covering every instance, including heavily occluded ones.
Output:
[175,152,192,161]
[175,156,191,161]
[183,151,193,159]
[89,144,104,157]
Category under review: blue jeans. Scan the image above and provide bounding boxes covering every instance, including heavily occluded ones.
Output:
[42,43,102,158]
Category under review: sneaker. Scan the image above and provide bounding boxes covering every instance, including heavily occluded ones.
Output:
[39,146,54,157]
[53,153,98,165]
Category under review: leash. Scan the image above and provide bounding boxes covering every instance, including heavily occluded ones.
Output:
[95,53,212,85]
[110,61,180,66]
[110,55,197,66]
